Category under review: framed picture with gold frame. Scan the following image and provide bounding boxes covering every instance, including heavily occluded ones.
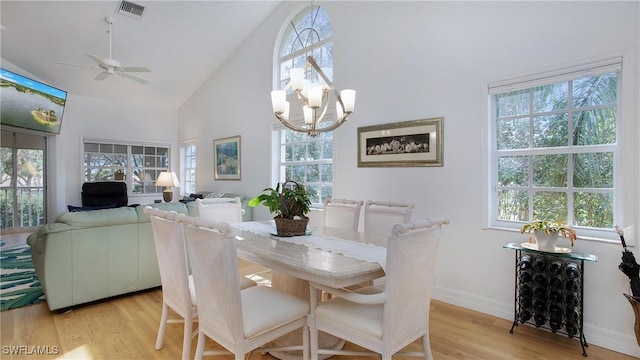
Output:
[214,135,241,180]
[357,117,443,167]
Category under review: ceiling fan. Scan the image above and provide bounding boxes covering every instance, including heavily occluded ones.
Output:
[58,16,151,84]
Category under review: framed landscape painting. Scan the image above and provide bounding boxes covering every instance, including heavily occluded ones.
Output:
[214,135,241,180]
[357,117,444,167]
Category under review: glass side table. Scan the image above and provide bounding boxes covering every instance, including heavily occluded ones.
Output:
[503,242,598,356]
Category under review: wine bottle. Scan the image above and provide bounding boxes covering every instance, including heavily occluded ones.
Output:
[532,256,548,272]
[549,289,562,303]
[565,260,580,279]
[565,292,579,309]
[519,309,532,323]
[534,312,547,327]
[534,299,547,313]
[565,278,580,292]
[520,253,533,270]
[549,274,563,288]
[533,286,548,300]
[549,306,563,333]
[519,270,533,283]
[533,272,547,286]
[519,283,533,298]
[549,258,563,275]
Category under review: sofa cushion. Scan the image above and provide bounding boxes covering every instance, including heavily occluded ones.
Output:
[56,206,139,228]
[67,203,117,212]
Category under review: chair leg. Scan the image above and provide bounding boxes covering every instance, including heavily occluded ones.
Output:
[182,315,193,360]
[194,331,206,360]
[155,302,169,350]
[302,325,310,360]
[309,327,318,360]
[422,334,433,360]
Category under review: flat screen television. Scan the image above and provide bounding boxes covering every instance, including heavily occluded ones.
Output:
[1,68,67,135]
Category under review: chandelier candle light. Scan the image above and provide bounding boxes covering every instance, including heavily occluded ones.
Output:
[271,56,356,137]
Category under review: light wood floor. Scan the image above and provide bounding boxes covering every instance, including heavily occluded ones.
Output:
[1,232,635,359]
[1,288,635,360]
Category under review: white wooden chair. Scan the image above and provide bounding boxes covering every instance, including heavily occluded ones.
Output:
[146,207,255,360]
[309,217,449,360]
[183,216,310,360]
[146,207,196,360]
[196,197,243,223]
[323,198,364,231]
[363,200,414,237]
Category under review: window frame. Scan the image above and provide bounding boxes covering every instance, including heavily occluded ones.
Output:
[272,5,335,208]
[82,138,171,197]
[486,56,631,243]
[179,140,197,197]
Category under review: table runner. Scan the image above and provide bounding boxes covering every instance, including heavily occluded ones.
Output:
[232,221,387,272]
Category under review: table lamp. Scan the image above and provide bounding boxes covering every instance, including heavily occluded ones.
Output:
[155,171,180,202]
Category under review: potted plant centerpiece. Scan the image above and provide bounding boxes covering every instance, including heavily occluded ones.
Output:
[248,181,311,236]
[520,220,577,252]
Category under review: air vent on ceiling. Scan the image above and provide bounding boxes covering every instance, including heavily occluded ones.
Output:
[116,1,144,20]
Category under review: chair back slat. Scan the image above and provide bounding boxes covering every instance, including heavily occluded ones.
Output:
[323,198,363,231]
[196,197,243,223]
[383,218,449,342]
[184,219,244,352]
[147,209,192,316]
[364,200,414,237]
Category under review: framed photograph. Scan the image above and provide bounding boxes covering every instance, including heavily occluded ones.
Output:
[357,117,443,167]
[214,135,241,180]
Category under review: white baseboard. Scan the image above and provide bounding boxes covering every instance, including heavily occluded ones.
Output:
[432,286,640,358]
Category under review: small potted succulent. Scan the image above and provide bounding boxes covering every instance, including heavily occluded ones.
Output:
[520,220,577,251]
[248,181,311,236]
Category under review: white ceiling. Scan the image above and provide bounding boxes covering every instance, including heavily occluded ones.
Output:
[1,1,281,109]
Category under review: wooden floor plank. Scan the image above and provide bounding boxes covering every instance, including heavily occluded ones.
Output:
[1,288,636,359]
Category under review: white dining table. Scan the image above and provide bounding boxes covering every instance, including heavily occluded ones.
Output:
[231,220,388,360]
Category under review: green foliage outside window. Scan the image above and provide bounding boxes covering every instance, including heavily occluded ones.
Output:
[495,72,617,229]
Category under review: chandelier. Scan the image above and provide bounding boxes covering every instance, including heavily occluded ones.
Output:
[270,55,356,137]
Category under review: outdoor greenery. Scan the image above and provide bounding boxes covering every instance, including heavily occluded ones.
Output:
[0,147,45,229]
[495,72,617,229]
[281,129,333,205]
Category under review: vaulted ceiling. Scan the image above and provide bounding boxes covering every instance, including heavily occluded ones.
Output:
[1,1,280,109]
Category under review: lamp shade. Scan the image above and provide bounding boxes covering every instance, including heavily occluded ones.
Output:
[155,171,180,188]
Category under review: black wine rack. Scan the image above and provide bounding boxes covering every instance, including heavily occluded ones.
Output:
[504,243,598,357]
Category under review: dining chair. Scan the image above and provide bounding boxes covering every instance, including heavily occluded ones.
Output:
[183,216,310,360]
[145,207,256,360]
[309,217,449,360]
[363,200,415,237]
[196,197,243,223]
[323,198,364,231]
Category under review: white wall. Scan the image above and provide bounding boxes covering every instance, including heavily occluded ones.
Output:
[179,1,640,356]
[1,58,180,217]
[55,95,178,213]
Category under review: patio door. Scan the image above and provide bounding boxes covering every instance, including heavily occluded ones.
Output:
[0,130,47,233]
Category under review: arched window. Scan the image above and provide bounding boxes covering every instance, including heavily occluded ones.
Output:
[272,5,334,206]
[276,5,333,93]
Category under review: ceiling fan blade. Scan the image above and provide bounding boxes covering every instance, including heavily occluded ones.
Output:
[121,66,151,73]
[117,72,149,85]
[56,61,101,70]
[85,53,109,68]
[94,72,110,81]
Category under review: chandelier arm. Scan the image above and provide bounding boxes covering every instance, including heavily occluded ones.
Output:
[275,113,312,133]
[307,56,349,116]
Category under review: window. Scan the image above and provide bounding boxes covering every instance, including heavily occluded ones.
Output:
[489,58,622,239]
[180,142,196,196]
[83,139,170,195]
[276,129,333,205]
[273,5,334,207]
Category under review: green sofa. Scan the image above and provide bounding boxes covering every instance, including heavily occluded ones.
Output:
[27,193,250,311]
